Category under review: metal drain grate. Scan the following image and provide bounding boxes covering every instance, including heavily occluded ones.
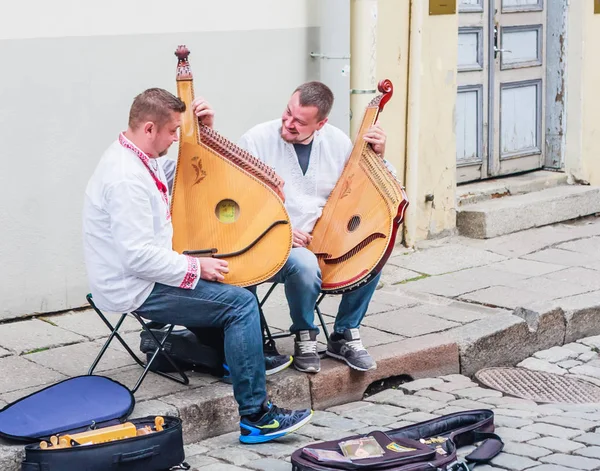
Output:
[475,367,600,404]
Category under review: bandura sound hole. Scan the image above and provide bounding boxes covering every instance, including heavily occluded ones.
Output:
[347,215,361,232]
[215,199,240,224]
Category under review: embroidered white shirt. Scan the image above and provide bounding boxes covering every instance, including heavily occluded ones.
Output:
[238,119,396,233]
[83,135,199,313]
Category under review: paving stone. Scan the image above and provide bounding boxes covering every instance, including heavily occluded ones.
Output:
[201,463,250,471]
[539,453,600,470]
[350,326,403,348]
[385,420,417,429]
[449,399,496,409]
[0,356,66,394]
[574,433,600,446]
[563,342,592,354]
[524,248,600,268]
[494,408,541,419]
[399,412,440,422]
[246,458,292,471]
[528,437,586,453]
[534,346,580,363]
[41,309,142,339]
[544,266,600,291]
[364,388,406,406]
[402,266,527,297]
[0,347,11,358]
[490,452,538,470]
[24,341,135,377]
[432,381,479,392]
[208,447,263,466]
[388,244,506,276]
[380,264,422,286]
[527,465,587,471]
[129,399,179,419]
[434,406,473,415]
[560,292,600,313]
[365,394,446,413]
[502,441,553,459]
[507,275,592,299]
[494,415,535,428]
[460,286,549,310]
[556,359,582,369]
[576,446,600,459]
[452,387,503,400]
[186,454,220,469]
[310,411,366,431]
[337,408,400,427]
[399,378,444,391]
[362,308,460,337]
[230,437,311,459]
[570,365,600,379]
[521,423,583,439]
[296,424,356,442]
[495,427,540,442]
[0,319,86,354]
[489,258,567,276]
[556,237,600,257]
[184,443,209,457]
[535,416,597,431]
[579,336,600,349]
[517,357,567,375]
[439,374,473,383]
[326,401,374,414]
[414,389,456,403]
[484,396,538,408]
[579,352,600,362]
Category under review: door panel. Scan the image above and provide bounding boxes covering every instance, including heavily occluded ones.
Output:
[456,0,488,183]
[456,0,546,182]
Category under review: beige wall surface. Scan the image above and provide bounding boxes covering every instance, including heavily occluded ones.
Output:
[0,1,320,318]
[565,0,600,185]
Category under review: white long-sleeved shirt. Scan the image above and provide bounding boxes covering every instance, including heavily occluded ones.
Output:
[238,119,396,233]
[82,134,199,313]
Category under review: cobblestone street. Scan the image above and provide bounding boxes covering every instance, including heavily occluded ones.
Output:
[185,335,600,470]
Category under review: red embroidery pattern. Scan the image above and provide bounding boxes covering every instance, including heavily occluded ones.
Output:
[180,256,199,289]
[118,133,171,220]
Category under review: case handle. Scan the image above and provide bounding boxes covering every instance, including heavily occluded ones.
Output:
[113,445,160,463]
[465,432,504,462]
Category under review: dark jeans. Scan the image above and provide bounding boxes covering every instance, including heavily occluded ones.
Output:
[136,280,266,417]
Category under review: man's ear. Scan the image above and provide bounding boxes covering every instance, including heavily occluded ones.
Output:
[316,117,328,131]
[143,121,155,136]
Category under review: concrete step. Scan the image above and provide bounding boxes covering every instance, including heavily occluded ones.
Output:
[457,170,569,206]
[457,184,600,239]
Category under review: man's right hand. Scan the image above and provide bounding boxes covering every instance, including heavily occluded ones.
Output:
[293,229,313,248]
[199,258,229,282]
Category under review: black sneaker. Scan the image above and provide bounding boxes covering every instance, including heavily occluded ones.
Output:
[294,330,320,373]
[239,400,313,444]
[326,328,376,372]
[222,354,293,383]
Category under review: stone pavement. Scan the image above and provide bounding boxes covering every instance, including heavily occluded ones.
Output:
[0,215,599,469]
[183,334,600,470]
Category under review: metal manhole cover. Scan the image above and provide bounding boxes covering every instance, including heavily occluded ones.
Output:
[475,367,600,404]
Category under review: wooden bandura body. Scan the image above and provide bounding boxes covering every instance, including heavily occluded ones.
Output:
[170,46,292,287]
[308,80,409,294]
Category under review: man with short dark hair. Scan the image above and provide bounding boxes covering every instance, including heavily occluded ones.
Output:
[83,88,312,444]
[193,82,392,374]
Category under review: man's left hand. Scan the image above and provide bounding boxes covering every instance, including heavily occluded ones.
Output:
[363,122,387,157]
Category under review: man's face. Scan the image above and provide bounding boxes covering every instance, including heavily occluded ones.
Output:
[280,92,327,144]
[152,112,182,157]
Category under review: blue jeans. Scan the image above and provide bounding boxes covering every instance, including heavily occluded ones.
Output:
[136,281,265,417]
[252,248,381,334]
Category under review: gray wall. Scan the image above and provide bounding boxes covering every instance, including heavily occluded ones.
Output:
[0,27,319,319]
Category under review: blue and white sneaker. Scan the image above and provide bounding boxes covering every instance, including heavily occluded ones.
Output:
[239,401,313,444]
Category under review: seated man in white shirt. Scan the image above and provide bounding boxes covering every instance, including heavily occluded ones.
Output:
[193,82,392,374]
[83,88,312,444]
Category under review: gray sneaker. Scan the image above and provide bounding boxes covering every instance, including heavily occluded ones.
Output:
[294,330,321,373]
[326,328,376,372]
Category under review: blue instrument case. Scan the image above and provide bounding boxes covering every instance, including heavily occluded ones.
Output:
[0,375,188,471]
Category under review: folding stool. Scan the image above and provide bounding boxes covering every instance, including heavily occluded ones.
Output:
[86,293,189,393]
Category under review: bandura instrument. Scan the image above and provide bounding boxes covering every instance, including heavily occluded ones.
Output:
[170,46,292,287]
[308,79,409,294]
